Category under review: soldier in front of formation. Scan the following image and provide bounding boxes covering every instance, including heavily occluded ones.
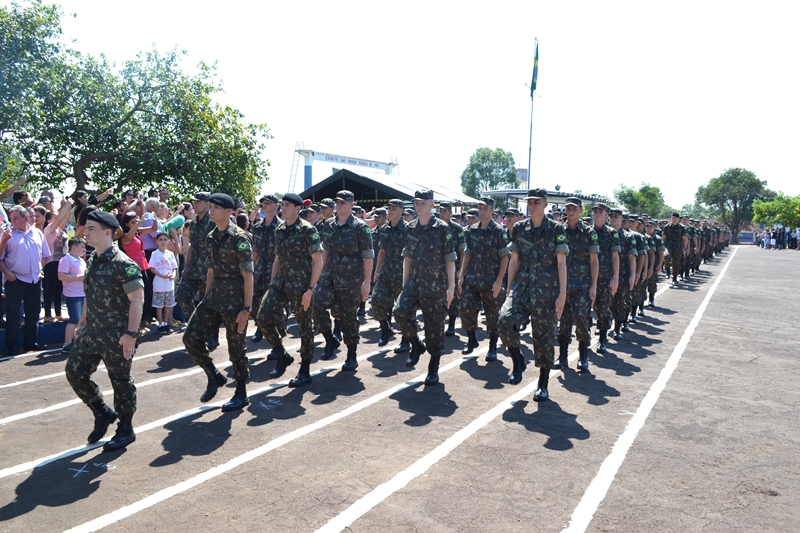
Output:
[662,212,688,287]
[438,202,466,337]
[372,199,409,351]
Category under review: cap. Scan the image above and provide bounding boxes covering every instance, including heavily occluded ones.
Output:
[282,193,304,206]
[494,209,503,217]
[592,202,609,212]
[403,208,416,216]
[609,208,623,216]
[335,190,355,202]
[259,194,279,203]
[192,192,211,201]
[388,199,405,208]
[646,220,655,226]
[504,208,521,217]
[319,198,335,208]
[523,188,547,200]
[308,204,320,213]
[478,196,495,207]
[298,209,309,218]
[235,199,246,210]
[352,206,364,214]
[414,189,434,201]
[303,199,312,207]
[208,193,235,209]
[467,208,479,216]
[373,207,388,217]
[622,213,631,220]
[672,212,681,218]
[565,197,582,208]
[438,201,452,210]
[86,210,120,230]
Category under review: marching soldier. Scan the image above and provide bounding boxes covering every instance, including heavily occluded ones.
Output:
[662,212,689,286]
[610,211,638,339]
[628,216,649,323]
[438,202,466,336]
[590,202,620,354]
[249,194,279,344]
[372,199,409,350]
[645,221,665,306]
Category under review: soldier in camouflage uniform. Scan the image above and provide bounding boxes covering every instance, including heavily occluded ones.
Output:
[249,194,279,344]
[372,199,408,349]
[555,197,598,372]
[369,207,386,305]
[680,216,695,279]
[498,188,568,401]
[314,190,374,371]
[458,196,511,362]
[394,189,456,386]
[65,210,144,452]
[610,211,638,339]
[439,202,466,336]
[590,202,620,354]
[256,193,323,387]
[662,212,688,286]
[626,216,648,324]
[645,221,665,306]
[183,193,254,412]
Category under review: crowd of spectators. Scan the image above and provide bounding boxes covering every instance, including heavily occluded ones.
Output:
[757,227,798,250]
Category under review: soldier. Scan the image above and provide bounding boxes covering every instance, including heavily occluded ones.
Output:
[628,217,649,323]
[394,189,456,386]
[438,202,466,337]
[680,216,694,280]
[465,208,479,227]
[590,202,620,354]
[65,210,144,451]
[662,212,689,286]
[372,199,409,350]
[498,188,568,401]
[645,221,665,306]
[316,198,335,233]
[503,208,524,237]
[314,190,374,370]
[255,193,323,386]
[610,211,638,339]
[403,208,416,223]
[175,192,218,349]
[183,193,254,411]
[369,207,387,308]
[458,196,511,362]
[555,197,598,372]
[249,194,279,344]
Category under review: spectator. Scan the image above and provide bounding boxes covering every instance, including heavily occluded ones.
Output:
[12,190,34,207]
[0,205,51,355]
[0,175,28,202]
[159,188,169,204]
[35,200,72,322]
[119,211,151,329]
[58,237,87,352]
[149,231,179,333]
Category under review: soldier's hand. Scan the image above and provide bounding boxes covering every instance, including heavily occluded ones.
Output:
[119,334,136,360]
[492,280,502,299]
[446,286,454,308]
[302,289,313,311]
[589,287,596,307]
[610,277,619,295]
[629,277,635,291]
[236,310,249,334]
[372,271,378,284]
[361,281,370,302]
[555,294,566,320]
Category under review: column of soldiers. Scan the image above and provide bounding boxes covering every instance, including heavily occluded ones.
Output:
[67,185,734,453]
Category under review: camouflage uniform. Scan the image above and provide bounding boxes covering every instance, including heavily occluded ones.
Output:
[612,227,638,328]
[250,214,278,318]
[647,229,665,300]
[444,218,466,320]
[176,211,214,316]
[256,218,322,360]
[630,228,649,315]
[498,217,569,369]
[183,223,254,381]
[371,219,408,322]
[593,224,620,334]
[662,222,686,282]
[313,214,374,347]
[66,246,144,415]
[558,222,599,346]
[460,220,511,335]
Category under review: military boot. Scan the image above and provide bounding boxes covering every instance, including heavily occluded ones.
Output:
[103,413,136,452]
[200,364,228,402]
[357,301,366,316]
[648,295,655,307]
[424,355,441,386]
[486,333,499,362]
[378,320,392,347]
[507,346,527,385]
[289,360,312,388]
[207,331,220,351]
[597,330,608,354]
[87,401,117,444]
[320,330,340,360]
[612,320,622,340]
[461,330,479,355]
[269,344,294,379]
[445,315,457,337]
[552,338,569,370]
[638,305,645,317]
[622,320,630,332]
[629,309,638,323]
[342,345,359,371]
[533,368,550,402]
[222,379,249,411]
[406,336,426,367]
[394,337,410,354]
[249,327,263,343]
[332,319,342,342]
[577,341,589,372]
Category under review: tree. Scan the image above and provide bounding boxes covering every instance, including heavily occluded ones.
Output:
[753,193,800,229]
[460,147,520,209]
[696,168,773,243]
[614,183,666,217]
[679,201,720,220]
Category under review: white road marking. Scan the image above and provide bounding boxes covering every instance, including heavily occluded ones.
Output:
[562,247,738,533]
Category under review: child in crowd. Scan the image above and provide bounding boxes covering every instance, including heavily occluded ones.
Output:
[57,238,87,353]
[149,231,178,333]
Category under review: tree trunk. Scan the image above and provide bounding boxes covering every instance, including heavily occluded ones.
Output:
[72,152,117,194]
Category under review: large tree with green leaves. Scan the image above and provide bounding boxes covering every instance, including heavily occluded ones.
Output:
[614,183,666,217]
[753,193,800,229]
[460,147,520,209]
[679,201,720,220]
[696,168,773,243]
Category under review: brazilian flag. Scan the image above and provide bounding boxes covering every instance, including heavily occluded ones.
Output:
[530,41,539,97]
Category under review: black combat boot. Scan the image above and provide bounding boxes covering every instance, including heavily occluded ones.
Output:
[207,331,220,351]
[87,401,117,444]
[612,320,622,340]
[533,367,550,402]
[629,309,637,323]
[638,305,645,316]
[249,327,263,343]
[342,345,359,371]
[577,341,589,372]
[507,346,527,385]
[103,413,136,451]
[200,364,228,402]
[406,336,426,367]
[394,337,410,354]
[445,315,457,337]
[648,294,655,307]
[552,338,569,370]
[332,319,342,342]
[269,344,294,378]
[597,330,608,353]
[378,320,392,347]
[320,330,340,360]
[222,379,249,411]
[486,333,499,362]
[357,301,366,316]
[424,355,441,386]
[461,330,479,355]
[289,359,312,388]
[622,320,630,332]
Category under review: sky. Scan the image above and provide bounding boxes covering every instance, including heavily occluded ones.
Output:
[23,0,800,208]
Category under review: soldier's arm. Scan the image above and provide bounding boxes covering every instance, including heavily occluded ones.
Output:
[445,258,456,307]
[402,256,411,287]
[374,249,386,279]
[556,252,567,319]
[270,256,280,284]
[590,252,599,294]
[506,252,519,292]
[121,287,145,359]
[458,253,472,288]
[205,267,214,294]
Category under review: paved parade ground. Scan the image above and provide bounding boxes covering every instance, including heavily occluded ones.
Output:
[1,245,798,532]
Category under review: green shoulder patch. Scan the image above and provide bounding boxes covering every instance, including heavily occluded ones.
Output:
[364,226,371,235]
[125,265,140,277]
[446,232,453,240]
[237,241,250,251]
[311,231,320,241]
[591,232,598,241]
[556,233,567,243]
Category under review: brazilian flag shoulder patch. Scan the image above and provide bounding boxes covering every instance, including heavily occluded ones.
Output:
[364,226,371,235]
[237,240,250,251]
[311,231,320,241]
[556,233,567,243]
[446,232,453,240]
[125,265,140,278]
[591,232,598,241]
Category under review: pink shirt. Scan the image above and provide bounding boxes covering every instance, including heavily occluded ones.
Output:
[58,254,86,297]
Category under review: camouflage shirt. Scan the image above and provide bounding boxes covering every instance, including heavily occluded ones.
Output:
[320,214,374,290]
[273,218,323,293]
[509,217,569,303]
[378,219,408,280]
[251,214,279,286]
[445,219,466,270]
[85,245,144,331]
[617,228,639,277]
[662,222,686,252]
[184,211,214,279]
[564,222,600,290]
[463,220,511,290]
[402,217,457,295]
[594,223,621,281]
[204,222,254,311]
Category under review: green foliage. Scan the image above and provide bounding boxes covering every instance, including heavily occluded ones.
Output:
[696,168,773,242]
[613,183,666,217]
[753,194,800,228]
[460,147,520,210]
[679,202,720,220]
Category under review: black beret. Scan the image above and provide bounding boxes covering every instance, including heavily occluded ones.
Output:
[86,210,120,230]
[282,193,304,206]
[208,193,235,209]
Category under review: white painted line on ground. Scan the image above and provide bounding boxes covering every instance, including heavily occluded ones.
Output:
[562,247,738,533]
[60,352,481,533]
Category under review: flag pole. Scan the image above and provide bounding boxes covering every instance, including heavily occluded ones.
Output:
[527,38,538,190]
[527,90,534,190]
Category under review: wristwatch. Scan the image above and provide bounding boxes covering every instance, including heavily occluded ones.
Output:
[125,330,140,339]
[242,306,251,312]
[308,286,316,291]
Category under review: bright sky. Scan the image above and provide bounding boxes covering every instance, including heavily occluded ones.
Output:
[36,1,800,207]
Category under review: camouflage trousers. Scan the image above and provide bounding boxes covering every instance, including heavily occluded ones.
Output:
[256,286,314,360]
[498,293,557,370]
[667,249,681,280]
[460,284,504,334]
[632,278,647,311]
[647,271,659,298]
[314,288,362,347]
[65,327,137,415]
[176,276,206,319]
[251,276,270,318]
[183,301,249,381]
[612,277,632,324]
[371,272,403,322]
[394,279,446,357]
[593,280,614,333]
[559,288,592,345]
[446,291,460,319]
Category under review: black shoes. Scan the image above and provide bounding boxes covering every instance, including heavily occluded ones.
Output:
[622,321,630,332]
[221,380,249,411]
[552,339,569,370]
[406,337,426,367]
[250,327,263,343]
[461,330,479,355]
[320,331,340,361]
[424,355,441,386]
[200,367,228,402]
[576,342,589,372]
[289,360,312,387]
[87,401,118,444]
[486,333,499,362]
[332,320,342,342]
[445,316,456,337]
[394,338,410,354]
[103,413,136,451]
[507,346,527,385]
[269,346,294,379]
[597,330,608,354]
[357,302,366,317]
[207,335,220,351]
[378,320,392,347]
[341,346,358,371]
[24,343,45,352]
[533,368,549,402]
